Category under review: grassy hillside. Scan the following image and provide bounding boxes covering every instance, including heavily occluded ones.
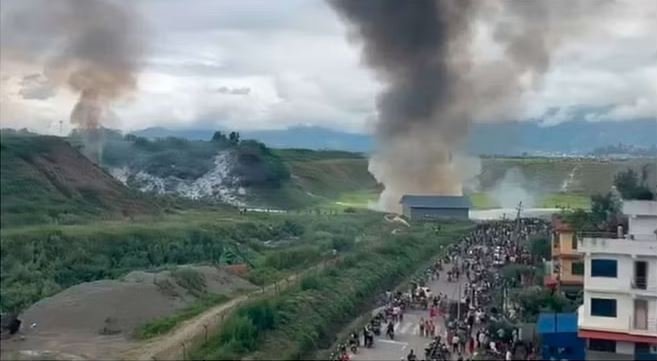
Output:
[272,149,379,209]
[480,157,656,195]
[474,157,656,209]
[0,209,384,312]
[0,131,156,227]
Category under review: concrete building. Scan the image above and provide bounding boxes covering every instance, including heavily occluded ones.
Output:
[546,215,584,297]
[577,200,657,360]
[399,195,470,221]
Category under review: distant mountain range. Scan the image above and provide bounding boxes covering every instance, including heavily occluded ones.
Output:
[132,119,657,155]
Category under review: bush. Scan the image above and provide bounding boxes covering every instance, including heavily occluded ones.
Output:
[171,268,207,297]
[300,275,322,291]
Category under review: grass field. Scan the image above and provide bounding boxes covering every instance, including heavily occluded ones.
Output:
[469,192,591,210]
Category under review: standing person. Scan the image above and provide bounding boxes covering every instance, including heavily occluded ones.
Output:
[468,335,475,355]
[430,304,437,319]
[428,319,435,338]
[452,334,460,354]
[419,317,425,337]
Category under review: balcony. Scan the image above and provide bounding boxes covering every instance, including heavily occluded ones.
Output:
[578,236,657,256]
[631,276,657,294]
[629,316,657,336]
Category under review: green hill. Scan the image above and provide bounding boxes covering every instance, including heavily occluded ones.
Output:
[0,131,156,227]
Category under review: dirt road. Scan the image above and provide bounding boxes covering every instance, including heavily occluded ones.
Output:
[122,260,336,361]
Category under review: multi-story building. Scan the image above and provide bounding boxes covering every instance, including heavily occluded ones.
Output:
[577,200,657,360]
[546,215,584,297]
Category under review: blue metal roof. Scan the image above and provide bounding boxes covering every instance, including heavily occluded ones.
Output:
[399,195,471,209]
[538,313,579,334]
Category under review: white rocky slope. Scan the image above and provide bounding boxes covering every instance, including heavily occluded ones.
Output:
[109,151,246,206]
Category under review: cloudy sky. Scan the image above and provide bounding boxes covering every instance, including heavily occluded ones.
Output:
[0,0,655,135]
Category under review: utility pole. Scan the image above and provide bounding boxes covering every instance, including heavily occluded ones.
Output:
[514,201,523,246]
[456,279,462,321]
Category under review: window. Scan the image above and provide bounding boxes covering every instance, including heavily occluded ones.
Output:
[591,298,617,317]
[572,262,584,275]
[571,233,578,250]
[591,259,617,277]
[553,232,559,249]
[589,339,616,352]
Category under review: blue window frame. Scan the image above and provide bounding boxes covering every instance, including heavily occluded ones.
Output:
[591,298,617,317]
[591,259,617,277]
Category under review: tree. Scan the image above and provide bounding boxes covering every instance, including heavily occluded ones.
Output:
[614,168,640,198]
[614,168,655,200]
[229,131,240,144]
[562,208,594,232]
[212,131,227,142]
[529,236,550,260]
[590,192,621,227]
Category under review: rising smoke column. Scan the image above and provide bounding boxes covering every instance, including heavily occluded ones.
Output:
[329,0,607,212]
[329,0,478,212]
[1,0,145,162]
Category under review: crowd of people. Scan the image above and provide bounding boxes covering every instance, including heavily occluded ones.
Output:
[418,219,549,361]
[332,219,551,361]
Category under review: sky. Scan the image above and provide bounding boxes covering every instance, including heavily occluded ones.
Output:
[0,0,655,135]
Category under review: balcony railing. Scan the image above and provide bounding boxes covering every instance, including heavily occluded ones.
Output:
[631,276,657,293]
[632,276,648,290]
[577,231,620,239]
[630,316,657,334]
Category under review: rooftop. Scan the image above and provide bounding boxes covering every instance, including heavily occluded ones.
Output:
[552,214,573,232]
[399,195,471,209]
[623,200,657,217]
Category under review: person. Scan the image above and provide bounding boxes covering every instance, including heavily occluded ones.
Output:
[452,334,460,353]
[419,317,425,337]
[505,349,512,361]
[428,319,435,338]
[387,321,395,339]
[406,349,417,361]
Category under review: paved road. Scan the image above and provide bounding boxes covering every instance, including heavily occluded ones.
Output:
[351,267,466,361]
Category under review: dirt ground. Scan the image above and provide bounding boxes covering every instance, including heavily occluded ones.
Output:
[0,265,255,361]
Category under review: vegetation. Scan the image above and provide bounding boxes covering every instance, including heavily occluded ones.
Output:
[135,293,230,339]
[510,287,576,322]
[192,222,473,360]
[613,167,656,200]
[528,235,551,260]
[99,130,290,186]
[0,131,157,227]
[0,210,382,313]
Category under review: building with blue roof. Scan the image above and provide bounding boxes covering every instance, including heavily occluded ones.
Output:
[399,195,470,221]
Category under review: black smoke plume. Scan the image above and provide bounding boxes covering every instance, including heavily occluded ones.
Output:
[329,0,607,211]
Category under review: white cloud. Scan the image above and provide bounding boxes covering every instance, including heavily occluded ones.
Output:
[1,0,654,134]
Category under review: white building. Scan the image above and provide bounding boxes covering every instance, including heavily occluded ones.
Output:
[578,200,657,360]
